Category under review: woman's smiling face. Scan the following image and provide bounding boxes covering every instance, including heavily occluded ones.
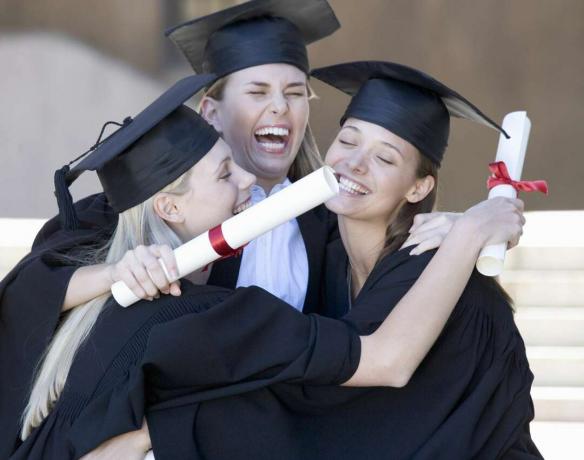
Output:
[201,63,310,188]
[167,138,256,241]
[325,118,431,224]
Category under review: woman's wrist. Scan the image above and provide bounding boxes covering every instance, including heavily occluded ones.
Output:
[449,217,485,254]
[135,419,151,452]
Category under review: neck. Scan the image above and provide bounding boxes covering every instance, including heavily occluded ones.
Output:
[338,215,387,298]
[256,175,287,195]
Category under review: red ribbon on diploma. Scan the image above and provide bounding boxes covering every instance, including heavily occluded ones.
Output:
[487,161,549,195]
[208,225,245,258]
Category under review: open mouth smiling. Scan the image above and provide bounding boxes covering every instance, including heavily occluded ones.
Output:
[338,174,372,196]
[254,125,290,154]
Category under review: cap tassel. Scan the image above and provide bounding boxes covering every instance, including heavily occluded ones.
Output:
[54,165,80,231]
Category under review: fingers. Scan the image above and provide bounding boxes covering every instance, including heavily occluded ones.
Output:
[136,245,171,295]
[409,235,443,256]
[411,212,460,236]
[404,226,448,251]
[410,213,437,233]
[116,265,150,301]
[155,245,179,281]
[113,245,179,302]
[127,249,160,298]
[169,281,182,297]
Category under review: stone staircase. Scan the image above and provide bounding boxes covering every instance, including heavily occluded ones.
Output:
[0,218,46,279]
[1,212,583,457]
[500,211,584,459]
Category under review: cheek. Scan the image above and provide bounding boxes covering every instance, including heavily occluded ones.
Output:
[324,145,343,165]
[290,99,309,127]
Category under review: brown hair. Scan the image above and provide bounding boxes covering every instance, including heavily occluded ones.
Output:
[378,154,439,259]
[200,76,324,182]
[377,152,513,306]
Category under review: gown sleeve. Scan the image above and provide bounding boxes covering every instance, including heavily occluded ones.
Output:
[69,286,360,457]
[0,253,77,459]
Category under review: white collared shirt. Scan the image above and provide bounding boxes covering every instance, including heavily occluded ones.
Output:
[236,178,309,311]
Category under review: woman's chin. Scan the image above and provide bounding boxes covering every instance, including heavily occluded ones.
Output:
[325,196,359,217]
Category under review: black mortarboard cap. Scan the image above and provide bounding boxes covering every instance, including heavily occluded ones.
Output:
[54,74,220,230]
[165,0,340,77]
[311,61,508,166]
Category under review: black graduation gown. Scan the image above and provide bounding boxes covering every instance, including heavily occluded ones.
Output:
[0,190,335,456]
[8,282,359,460]
[0,193,115,459]
[96,242,540,459]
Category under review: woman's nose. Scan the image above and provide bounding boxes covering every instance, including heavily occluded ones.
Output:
[237,167,256,191]
[269,93,288,115]
[347,150,368,175]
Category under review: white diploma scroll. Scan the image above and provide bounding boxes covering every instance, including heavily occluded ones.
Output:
[112,166,339,307]
[476,111,531,277]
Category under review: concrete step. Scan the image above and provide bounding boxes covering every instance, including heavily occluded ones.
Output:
[527,347,584,387]
[530,421,584,460]
[519,211,584,246]
[0,218,46,277]
[532,387,584,422]
[500,270,584,307]
[515,307,584,347]
[505,246,584,271]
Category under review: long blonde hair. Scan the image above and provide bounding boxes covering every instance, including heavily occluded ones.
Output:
[21,170,193,439]
[200,75,324,182]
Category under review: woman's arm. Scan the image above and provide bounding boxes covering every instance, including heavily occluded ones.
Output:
[62,245,181,311]
[78,419,150,460]
[344,197,524,387]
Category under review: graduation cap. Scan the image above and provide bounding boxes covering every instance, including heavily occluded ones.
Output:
[311,61,508,166]
[55,74,220,230]
[165,0,340,77]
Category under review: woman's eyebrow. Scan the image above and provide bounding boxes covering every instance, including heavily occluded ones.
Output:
[342,125,361,134]
[285,82,307,89]
[246,81,270,87]
[380,141,403,157]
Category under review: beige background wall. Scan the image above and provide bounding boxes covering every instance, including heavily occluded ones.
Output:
[0,0,581,217]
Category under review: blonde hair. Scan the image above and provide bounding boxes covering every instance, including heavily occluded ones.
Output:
[21,170,193,439]
[200,75,324,182]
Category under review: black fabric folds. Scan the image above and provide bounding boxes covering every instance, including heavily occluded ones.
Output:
[312,61,509,166]
[344,78,450,165]
[166,0,340,76]
[98,106,218,213]
[203,17,309,76]
[54,74,218,216]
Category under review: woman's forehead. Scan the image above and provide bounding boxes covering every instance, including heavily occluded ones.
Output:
[228,63,307,85]
[341,118,414,156]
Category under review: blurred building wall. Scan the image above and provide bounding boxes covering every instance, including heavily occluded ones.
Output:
[0,0,581,218]
[307,0,584,212]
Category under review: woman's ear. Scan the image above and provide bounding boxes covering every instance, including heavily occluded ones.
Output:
[405,175,435,204]
[200,97,223,134]
[153,193,184,224]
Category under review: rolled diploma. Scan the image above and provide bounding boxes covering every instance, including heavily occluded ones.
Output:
[112,166,339,306]
[476,111,531,277]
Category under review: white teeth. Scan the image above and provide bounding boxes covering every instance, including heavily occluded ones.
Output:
[234,200,253,214]
[259,142,285,150]
[339,176,370,195]
[255,127,290,136]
